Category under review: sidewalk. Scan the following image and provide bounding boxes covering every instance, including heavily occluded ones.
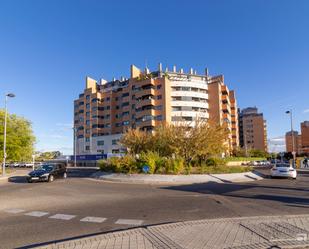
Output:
[91,171,264,185]
[0,169,29,182]
[32,214,309,249]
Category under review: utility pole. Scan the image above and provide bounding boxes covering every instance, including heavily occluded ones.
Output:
[2,93,15,177]
[286,110,296,166]
[73,127,77,167]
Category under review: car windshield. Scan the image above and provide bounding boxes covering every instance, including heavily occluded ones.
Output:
[36,164,54,172]
[276,164,290,168]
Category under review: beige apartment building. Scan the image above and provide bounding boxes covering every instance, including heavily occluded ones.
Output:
[238,107,268,152]
[74,64,238,156]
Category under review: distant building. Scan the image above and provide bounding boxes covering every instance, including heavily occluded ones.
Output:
[301,121,309,154]
[285,131,302,154]
[238,107,268,152]
[285,121,309,155]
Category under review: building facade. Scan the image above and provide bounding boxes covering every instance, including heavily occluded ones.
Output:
[301,121,309,154]
[285,131,302,154]
[74,64,237,156]
[238,107,268,152]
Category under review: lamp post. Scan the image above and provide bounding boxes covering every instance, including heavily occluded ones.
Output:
[2,93,15,177]
[286,110,296,166]
[32,154,35,171]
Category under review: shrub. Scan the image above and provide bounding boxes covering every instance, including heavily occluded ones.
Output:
[98,155,138,174]
[140,151,163,174]
[205,157,226,167]
[165,157,184,174]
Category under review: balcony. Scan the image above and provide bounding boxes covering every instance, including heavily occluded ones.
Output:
[135,98,155,108]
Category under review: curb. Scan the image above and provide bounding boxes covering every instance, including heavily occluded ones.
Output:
[91,171,265,185]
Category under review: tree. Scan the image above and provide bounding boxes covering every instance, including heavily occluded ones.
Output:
[35,151,62,161]
[0,109,36,162]
[120,120,229,163]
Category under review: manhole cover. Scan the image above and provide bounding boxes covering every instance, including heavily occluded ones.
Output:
[240,221,309,242]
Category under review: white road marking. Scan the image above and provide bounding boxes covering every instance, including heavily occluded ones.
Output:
[80,216,107,223]
[115,219,144,226]
[49,214,76,220]
[4,208,25,214]
[24,211,49,217]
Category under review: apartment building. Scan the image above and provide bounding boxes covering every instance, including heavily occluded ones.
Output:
[285,131,302,154]
[74,64,237,156]
[238,107,268,152]
[208,75,239,152]
[286,121,309,155]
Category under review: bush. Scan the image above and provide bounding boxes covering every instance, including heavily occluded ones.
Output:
[98,155,139,174]
[205,157,226,167]
[165,157,184,174]
[140,151,164,174]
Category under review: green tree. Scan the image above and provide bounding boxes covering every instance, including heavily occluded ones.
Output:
[0,109,36,162]
[35,151,62,161]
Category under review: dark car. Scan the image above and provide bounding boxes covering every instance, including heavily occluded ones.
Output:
[27,163,67,183]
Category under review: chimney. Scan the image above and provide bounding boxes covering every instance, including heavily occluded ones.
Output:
[190,68,194,74]
[120,76,125,81]
[205,68,209,77]
[180,68,184,73]
[194,70,197,75]
[165,67,168,72]
[173,65,176,72]
[113,77,116,81]
[145,67,150,74]
[158,63,162,72]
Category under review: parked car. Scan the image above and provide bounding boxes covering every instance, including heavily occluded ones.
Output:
[270,163,297,179]
[25,163,34,168]
[27,163,67,183]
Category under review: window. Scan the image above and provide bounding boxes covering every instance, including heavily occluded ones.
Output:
[172,106,181,111]
[154,105,162,110]
[79,110,84,114]
[97,140,104,146]
[86,95,90,100]
[112,139,119,145]
[157,95,162,100]
[115,123,122,127]
[85,146,90,150]
[98,107,104,111]
[86,129,90,134]
[92,98,99,103]
[79,101,84,106]
[86,103,90,109]
[122,111,129,116]
[115,114,121,118]
[157,85,162,90]
[156,115,163,121]
[106,97,110,101]
[86,112,90,117]
[106,124,111,128]
[97,149,104,154]
[122,92,129,98]
[92,124,98,128]
[92,133,98,137]
[116,105,120,110]
[122,102,129,107]
[112,149,120,154]
[115,97,119,101]
[85,137,90,142]
[86,120,90,125]
[92,107,98,112]
[106,106,110,110]
[123,121,130,126]
[77,135,84,139]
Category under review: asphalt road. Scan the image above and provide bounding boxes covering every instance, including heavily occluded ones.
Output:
[1,168,309,249]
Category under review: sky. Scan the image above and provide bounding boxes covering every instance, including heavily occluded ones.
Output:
[1,0,309,154]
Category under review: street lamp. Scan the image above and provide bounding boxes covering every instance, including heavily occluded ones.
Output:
[286,110,296,166]
[2,93,15,177]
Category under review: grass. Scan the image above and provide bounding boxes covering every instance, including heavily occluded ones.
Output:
[225,157,266,162]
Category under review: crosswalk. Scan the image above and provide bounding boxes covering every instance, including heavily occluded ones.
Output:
[2,208,144,226]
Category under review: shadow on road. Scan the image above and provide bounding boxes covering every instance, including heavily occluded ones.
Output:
[8,176,28,184]
[162,180,309,208]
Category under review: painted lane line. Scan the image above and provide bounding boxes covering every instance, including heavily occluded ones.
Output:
[49,214,76,220]
[24,211,49,217]
[4,208,25,214]
[115,219,144,226]
[80,216,107,223]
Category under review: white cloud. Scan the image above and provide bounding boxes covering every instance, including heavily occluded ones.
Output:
[304,109,309,113]
[268,136,285,153]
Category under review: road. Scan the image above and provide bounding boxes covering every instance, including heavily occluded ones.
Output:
[0,168,309,248]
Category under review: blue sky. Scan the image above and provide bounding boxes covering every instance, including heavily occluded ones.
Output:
[1,0,309,154]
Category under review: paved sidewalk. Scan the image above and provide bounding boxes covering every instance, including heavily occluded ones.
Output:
[31,214,309,249]
[0,169,29,182]
[91,171,264,185]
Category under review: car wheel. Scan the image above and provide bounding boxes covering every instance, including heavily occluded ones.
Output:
[293,177,297,180]
[27,179,32,183]
[48,175,54,182]
[63,172,67,179]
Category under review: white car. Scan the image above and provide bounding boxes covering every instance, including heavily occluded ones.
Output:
[270,163,297,179]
